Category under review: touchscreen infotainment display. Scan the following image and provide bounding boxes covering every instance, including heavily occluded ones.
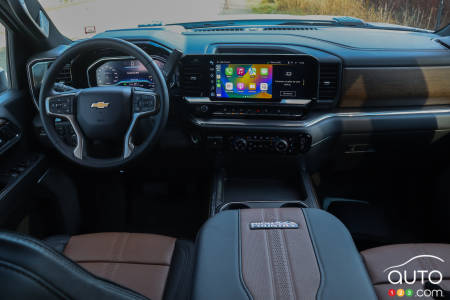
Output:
[211,55,318,101]
[216,64,273,99]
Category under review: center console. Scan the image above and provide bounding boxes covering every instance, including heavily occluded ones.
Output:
[180,54,319,154]
[191,207,378,300]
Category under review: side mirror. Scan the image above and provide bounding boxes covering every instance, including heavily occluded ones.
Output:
[0,68,8,94]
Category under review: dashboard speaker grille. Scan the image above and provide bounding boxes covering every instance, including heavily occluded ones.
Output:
[318,63,339,100]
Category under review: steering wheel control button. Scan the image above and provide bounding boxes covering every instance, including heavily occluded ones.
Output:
[133,92,156,113]
[48,95,75,115]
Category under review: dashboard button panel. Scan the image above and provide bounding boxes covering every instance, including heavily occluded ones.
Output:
[203,133,311,154]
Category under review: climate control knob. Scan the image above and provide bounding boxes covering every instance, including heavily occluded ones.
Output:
[232,138,248,151]
[273,138,289,153]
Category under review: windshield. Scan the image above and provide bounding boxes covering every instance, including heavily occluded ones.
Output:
[39,0,450,40]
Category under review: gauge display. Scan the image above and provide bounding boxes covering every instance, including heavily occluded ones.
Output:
[95,58,165,89]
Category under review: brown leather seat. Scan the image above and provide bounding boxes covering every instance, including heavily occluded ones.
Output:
[46,232,194,300]
[361,244,450,299]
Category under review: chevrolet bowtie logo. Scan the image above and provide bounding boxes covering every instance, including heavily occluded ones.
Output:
[91,101,110,109]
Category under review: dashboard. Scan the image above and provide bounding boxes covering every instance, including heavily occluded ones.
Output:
[26,24,450,162]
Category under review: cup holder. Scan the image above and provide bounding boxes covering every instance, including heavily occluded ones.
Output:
[281,202,307,208]
[221,203,251,211]
[220,200,307,212]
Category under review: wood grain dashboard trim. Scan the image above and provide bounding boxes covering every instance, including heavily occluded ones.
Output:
[340,66,450,107]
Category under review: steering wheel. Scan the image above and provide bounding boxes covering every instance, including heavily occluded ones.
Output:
[39,38,169,168]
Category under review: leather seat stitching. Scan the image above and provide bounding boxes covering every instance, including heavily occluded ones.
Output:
[104,234,121,279]
[118,233,130,262]
[281,225,297,300]
[269,209,295,300]
[263,209,276,300]
[111,233,130,281]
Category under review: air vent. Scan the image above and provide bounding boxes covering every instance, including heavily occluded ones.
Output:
[192,27,244,32]
[55,63,73,86]
[191,26,318,33]
[180,64,204,96]
[263,26,318,31]
[318,63,339,100]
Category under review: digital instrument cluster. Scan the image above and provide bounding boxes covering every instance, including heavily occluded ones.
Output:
[87,56,166,89]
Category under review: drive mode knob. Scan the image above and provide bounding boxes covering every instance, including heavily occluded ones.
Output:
[274,138,289,153]
[232,137,247,151]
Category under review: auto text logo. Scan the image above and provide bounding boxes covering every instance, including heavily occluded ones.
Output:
[383,255,446,298]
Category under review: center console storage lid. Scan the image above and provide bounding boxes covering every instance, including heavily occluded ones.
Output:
[191,208,377,300]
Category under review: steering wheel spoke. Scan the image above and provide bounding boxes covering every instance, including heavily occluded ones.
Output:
[45,92,85,160]
[123,89,160,159]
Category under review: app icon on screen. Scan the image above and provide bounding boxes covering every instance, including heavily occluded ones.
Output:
[237,67,245,76]
[260,83,268,91]
[237,82,245,90]
[225,67,233,76]
[260,68,269,76]
[249,83,256,90]
[225,82,233,90]
[249,68,256,76]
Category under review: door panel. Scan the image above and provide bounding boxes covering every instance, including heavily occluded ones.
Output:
[0,89,47,228]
